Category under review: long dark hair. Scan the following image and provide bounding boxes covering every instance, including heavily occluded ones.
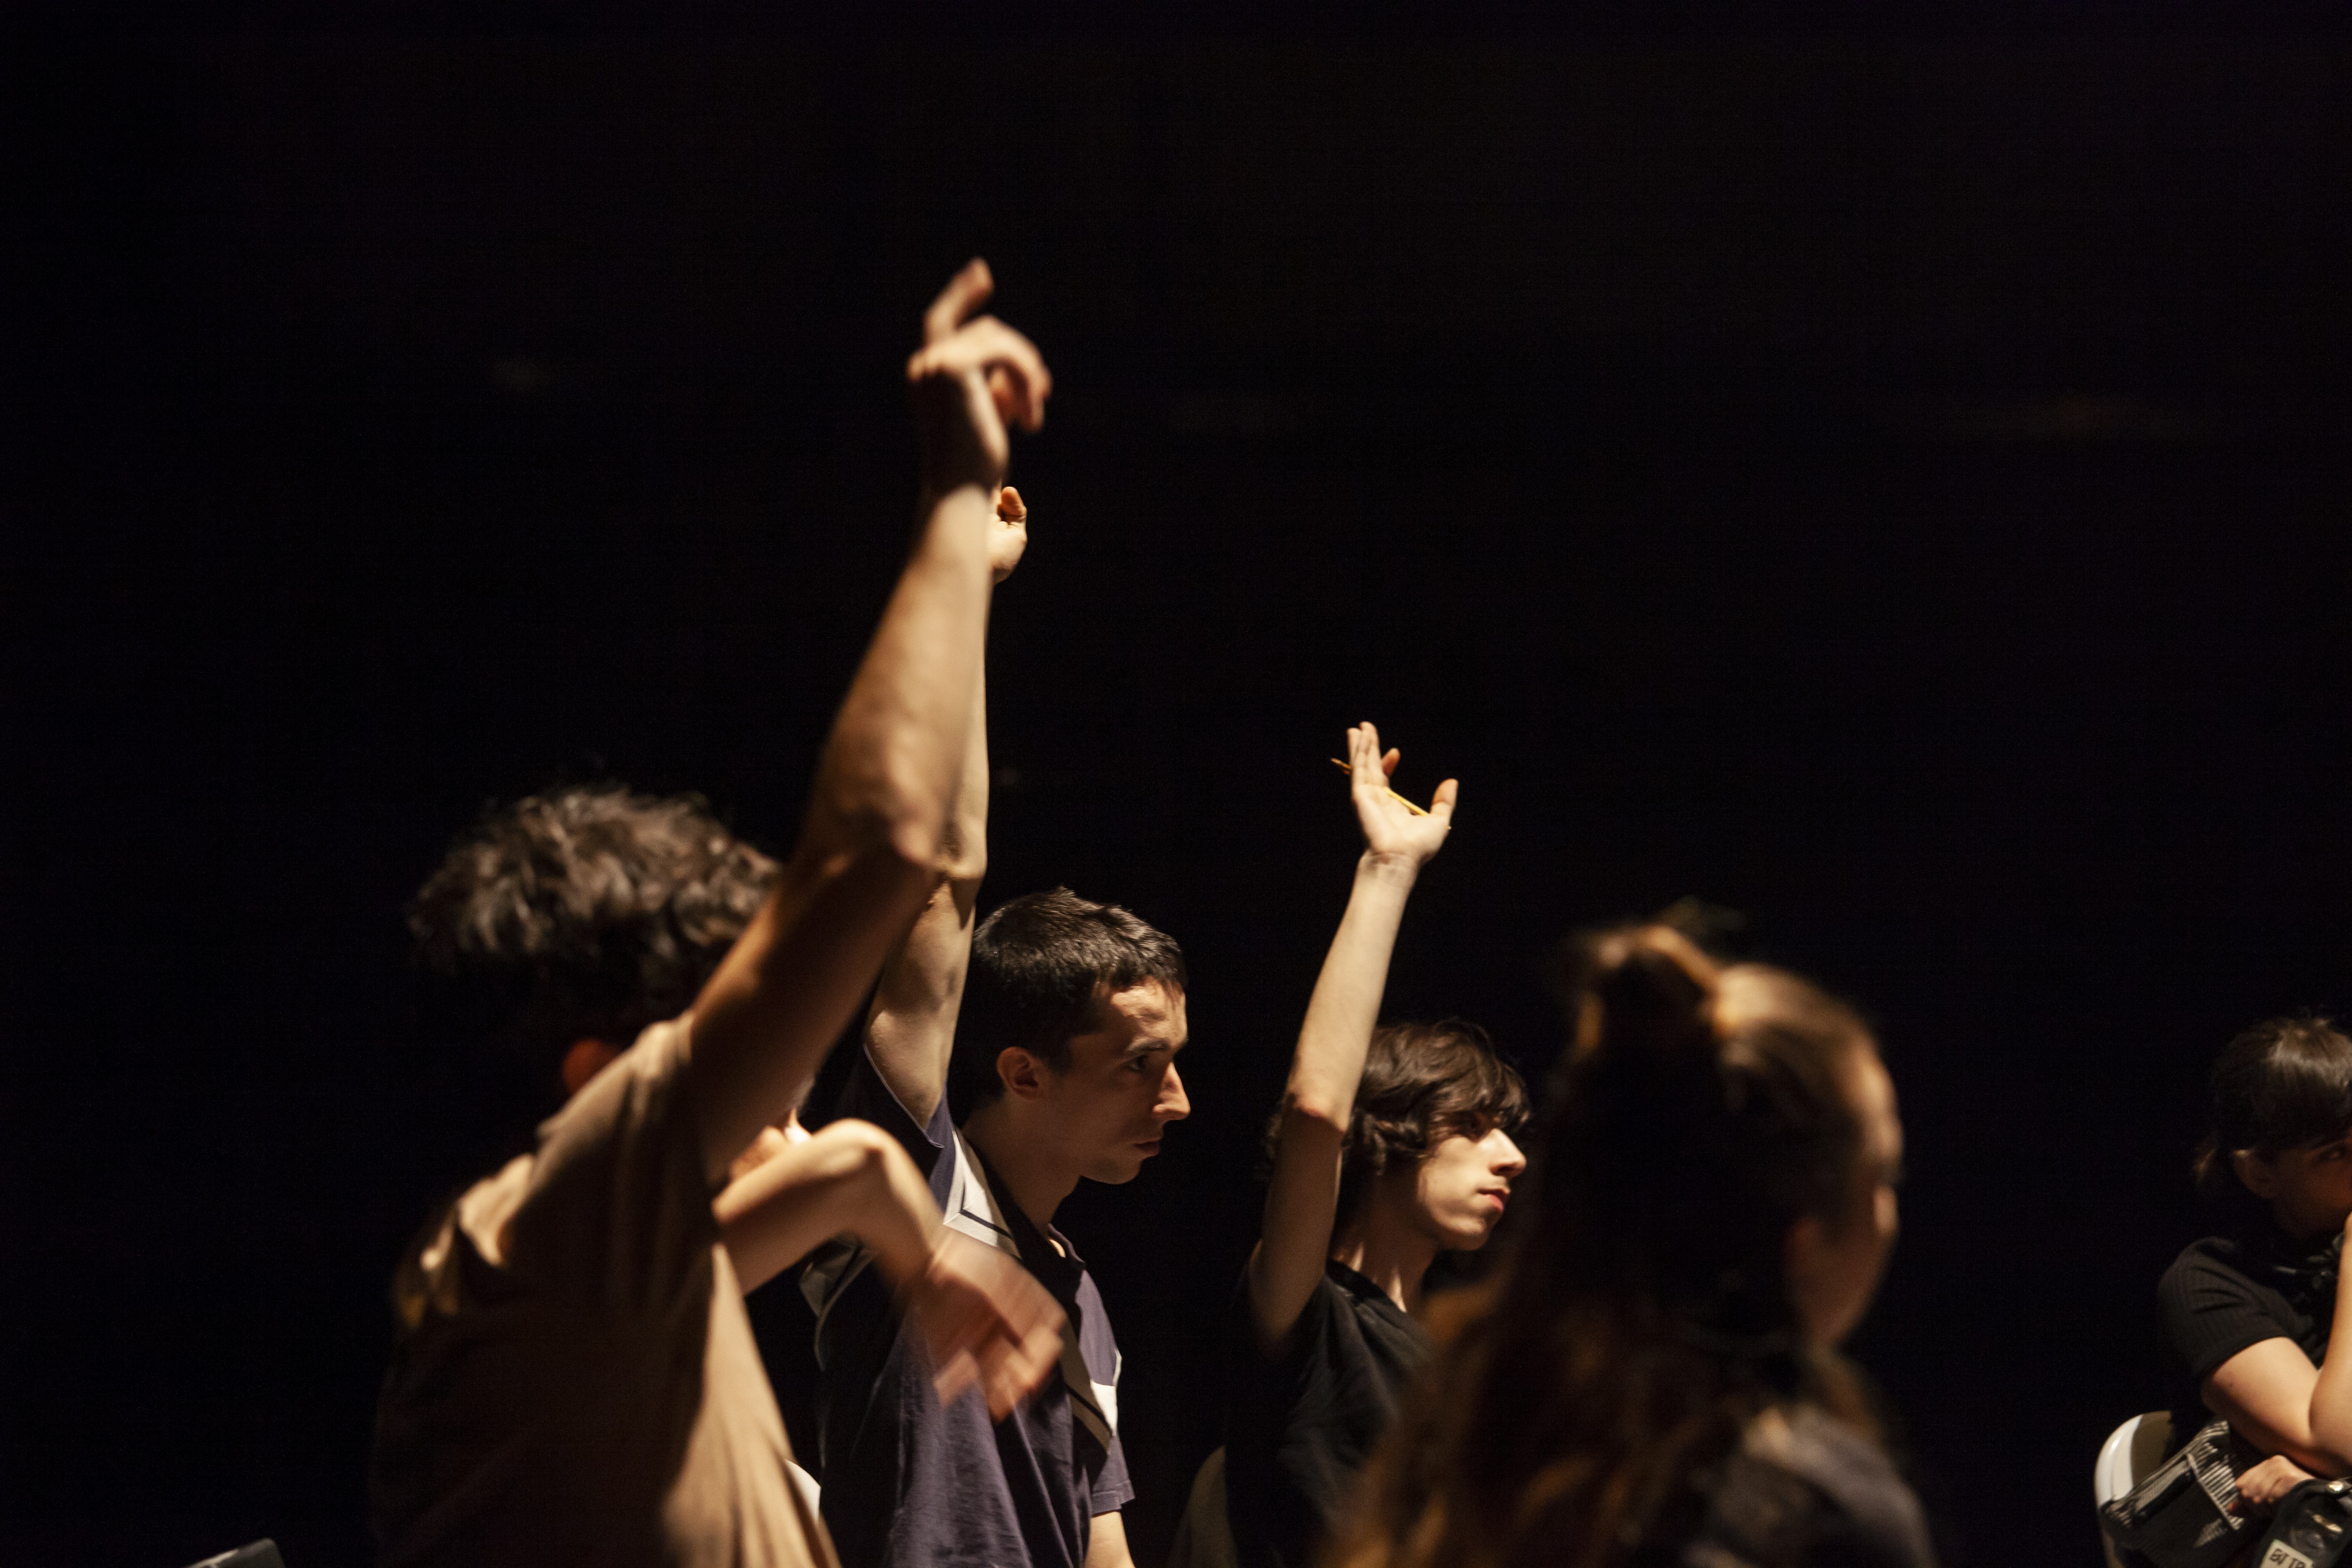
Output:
[1333,925,1882,1568]
[2194,1016,2352,1233]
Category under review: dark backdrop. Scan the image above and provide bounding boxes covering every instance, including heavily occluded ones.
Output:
[8,8,2352,1566]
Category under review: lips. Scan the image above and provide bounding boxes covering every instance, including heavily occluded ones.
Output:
[1134,1139,1163,1156]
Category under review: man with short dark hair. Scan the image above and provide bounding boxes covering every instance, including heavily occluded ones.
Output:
[806,573,1189,1568]
[369,263,1065,1568]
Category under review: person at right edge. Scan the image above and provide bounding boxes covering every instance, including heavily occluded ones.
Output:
[2156,1018,2352,1506]
[1220,720,1528,1568]
[1331,923,1932,1568]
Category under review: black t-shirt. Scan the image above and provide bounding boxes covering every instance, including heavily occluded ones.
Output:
[1222,1260,1431,1568]
[2159,1230,2337,1445]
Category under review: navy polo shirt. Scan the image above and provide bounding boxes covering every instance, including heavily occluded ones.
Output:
[805,1043,1132,1568]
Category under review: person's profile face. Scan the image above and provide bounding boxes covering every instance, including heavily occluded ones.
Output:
[1042,980,1191,1186]
[1788,1047,1904,1347]
[1407,1124,1527,1251]
[2234,1132,2352,1241]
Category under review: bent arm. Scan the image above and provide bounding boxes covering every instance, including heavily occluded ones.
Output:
[1083,1511,1135,1568]
[688,485,992,1180]
[1247,722,1455,1350]
[716,1118,942,1293]
[685,268,1045,1184]
[864,622,993,1126]
[1248,855,1420,1348]
[2204,1221,2352,1473]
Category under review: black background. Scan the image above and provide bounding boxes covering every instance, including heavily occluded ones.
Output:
[8,5,2352,1565]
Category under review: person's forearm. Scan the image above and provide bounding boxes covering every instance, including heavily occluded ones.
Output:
[805,486,995,871]
[937,640,990,887]
[1284,854,1419,1122]
[716,1119,946,1294]
[2308,1224,2352,1464]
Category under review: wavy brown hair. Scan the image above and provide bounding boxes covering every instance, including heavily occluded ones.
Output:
[1259,1020,1530,1228]
[1331,925,1883,1568]
[408,784,776,1075]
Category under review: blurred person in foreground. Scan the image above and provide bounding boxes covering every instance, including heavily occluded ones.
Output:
[369,262,1063,1568]
[1332,924,1929,1568]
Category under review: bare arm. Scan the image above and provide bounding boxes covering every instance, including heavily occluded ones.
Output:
[1246,722,1458,1349]
[2203,1216,2352,1473]
[864,486,1027,1124]
[1083,1511,1134,1568]
[714,1117,1064,1418]
[687,262,1050,1183]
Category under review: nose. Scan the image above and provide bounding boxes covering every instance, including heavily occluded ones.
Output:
[1493,1130,1527,1176]
[1156,1063,1191,1122]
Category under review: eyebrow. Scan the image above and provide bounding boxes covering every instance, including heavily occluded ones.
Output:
[1121,1034,1186,1060]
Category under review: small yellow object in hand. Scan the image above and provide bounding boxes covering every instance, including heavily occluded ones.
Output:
[1328,758,1431,816]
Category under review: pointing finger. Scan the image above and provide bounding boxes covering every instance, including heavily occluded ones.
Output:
[923,258,995,346]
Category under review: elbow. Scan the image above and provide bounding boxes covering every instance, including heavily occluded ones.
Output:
[2309,1416,2352,1476]
[815,797,947,896]
[1279,1096,1351,1141]
[817,746,953,873]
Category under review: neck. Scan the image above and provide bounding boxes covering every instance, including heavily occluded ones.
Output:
[1331,1205,1441,1320]
[962,1101,1080,1235]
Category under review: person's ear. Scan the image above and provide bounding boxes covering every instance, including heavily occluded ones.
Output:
[561,1037,619,1097]
[997,1047,1049,1103]
[2234,1148,2281,1199]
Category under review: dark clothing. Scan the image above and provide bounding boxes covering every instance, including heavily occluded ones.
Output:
[2159,1230,2339,1446]
[1652,1405,1937,1568]
[1222,1260,1431,1568]
[805,1045,1132,1568]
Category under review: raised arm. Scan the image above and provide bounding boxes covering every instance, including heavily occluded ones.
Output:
[2205,1214,2352,1475]
[715,1117,1064,1419]
[686,261,1050,1182]
[1246,722,1458,1349]
[864,485,1026,1124]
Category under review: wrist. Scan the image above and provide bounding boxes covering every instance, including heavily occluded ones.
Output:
[918,477,998,516]
[1356,850,1424,888]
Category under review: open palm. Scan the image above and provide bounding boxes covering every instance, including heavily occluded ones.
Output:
[1346,720,1457,867]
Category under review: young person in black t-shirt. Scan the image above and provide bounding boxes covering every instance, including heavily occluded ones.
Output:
[2157,1016,2352,1504]
[1333,924,1932,1568]
[1220,722,1528,1568]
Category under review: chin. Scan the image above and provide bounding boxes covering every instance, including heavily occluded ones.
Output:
[1085,1158,1146,1186]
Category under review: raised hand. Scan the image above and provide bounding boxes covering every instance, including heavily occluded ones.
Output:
[908,260,1051,502]
[990,485,1030,584]
[1346,721,1457,870]
[909,1230,1067,1421]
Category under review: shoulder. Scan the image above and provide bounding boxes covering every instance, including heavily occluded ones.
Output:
[2162,1236,2252,1291]
[1707,1406,1932,1568]
[2159,1236,2273,1321]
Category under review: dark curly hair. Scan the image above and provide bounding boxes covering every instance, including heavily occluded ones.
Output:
[407,784,777,1078]
[1265,1021,1530,1227]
